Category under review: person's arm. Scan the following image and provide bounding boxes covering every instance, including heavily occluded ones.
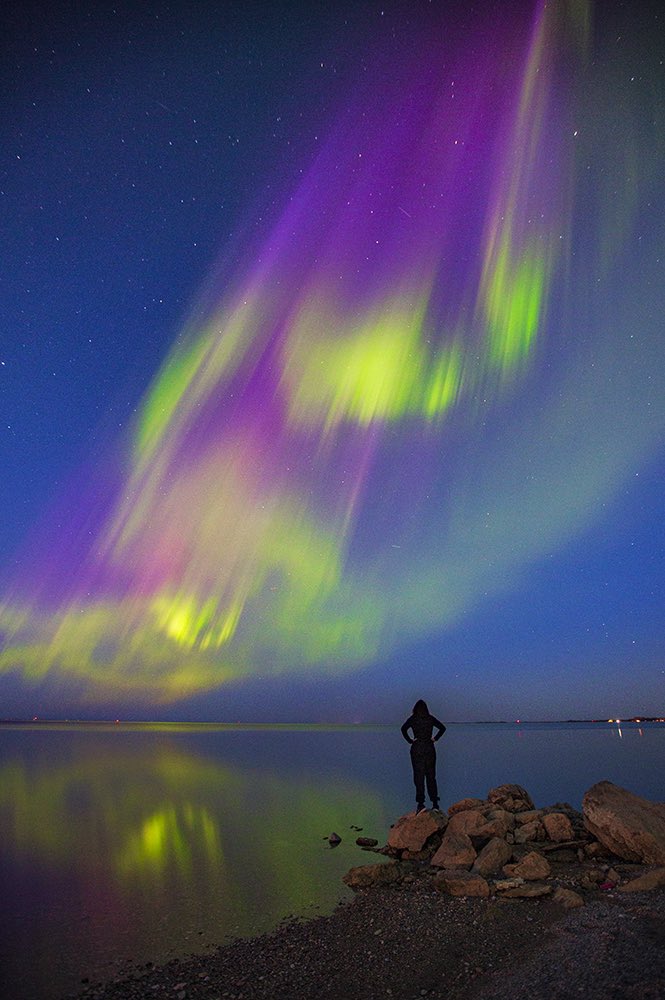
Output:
[431,716,446,741]
[400,717,414,744]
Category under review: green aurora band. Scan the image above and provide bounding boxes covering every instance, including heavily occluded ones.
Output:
[2,0,665,705]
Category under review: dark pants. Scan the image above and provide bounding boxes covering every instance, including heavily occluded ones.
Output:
[410,740,438,805]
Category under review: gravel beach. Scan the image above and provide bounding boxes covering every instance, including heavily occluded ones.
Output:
[72,878,665,1000]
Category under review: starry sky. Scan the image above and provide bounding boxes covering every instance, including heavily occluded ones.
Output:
[1,0,664,722]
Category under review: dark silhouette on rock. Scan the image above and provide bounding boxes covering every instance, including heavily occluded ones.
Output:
[400,699,446,812]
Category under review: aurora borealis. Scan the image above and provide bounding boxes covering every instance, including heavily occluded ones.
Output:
[1,0,664,720]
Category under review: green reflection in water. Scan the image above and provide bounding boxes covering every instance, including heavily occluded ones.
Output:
[118,802,224,883]
[0,737,386,951]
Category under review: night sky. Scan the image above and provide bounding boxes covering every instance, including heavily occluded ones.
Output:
[1,0,664,723]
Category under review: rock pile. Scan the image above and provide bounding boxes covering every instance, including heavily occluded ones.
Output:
[343,781,665,906]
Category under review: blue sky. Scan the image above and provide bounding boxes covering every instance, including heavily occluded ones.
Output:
[1,0,664,721]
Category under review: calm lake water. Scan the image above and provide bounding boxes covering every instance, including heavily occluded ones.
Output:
[1,721,663,999]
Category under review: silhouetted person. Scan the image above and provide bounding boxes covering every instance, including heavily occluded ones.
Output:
[401,699,445,813]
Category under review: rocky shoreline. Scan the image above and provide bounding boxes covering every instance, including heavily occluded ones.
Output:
[73,781,665,1000]
[343,780,665,901]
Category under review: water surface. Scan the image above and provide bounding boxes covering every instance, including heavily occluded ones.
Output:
[1,721,663,999]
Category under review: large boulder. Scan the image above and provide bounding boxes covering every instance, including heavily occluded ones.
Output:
[487,784,535,813]
[447,809,488,838]
[514,820,544,844]
[618,868,665,893]
[431,831,477,869]
[479,808,515,838]
[505,850,552,881]
[515,810,543,825]
[387,809,447,853]
[342,862,404,889]
[583,781,665,864]
[472,837,513,876]
[448,797,487,816]
[542,812,574,842]
[434,870,490,897]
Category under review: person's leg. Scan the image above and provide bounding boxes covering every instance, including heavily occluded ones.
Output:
[425,748,439,807]
[410,745,426,809]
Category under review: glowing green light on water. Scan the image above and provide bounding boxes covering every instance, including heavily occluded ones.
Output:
[118,802,223,880]
[0,745,389,926]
